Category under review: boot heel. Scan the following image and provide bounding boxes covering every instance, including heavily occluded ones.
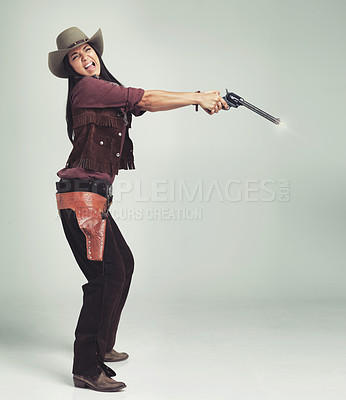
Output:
[73,377,88,388]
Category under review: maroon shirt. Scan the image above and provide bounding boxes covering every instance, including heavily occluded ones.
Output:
[57,76,145,184]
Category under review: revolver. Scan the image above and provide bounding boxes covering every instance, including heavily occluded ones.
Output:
[222,89,281,125]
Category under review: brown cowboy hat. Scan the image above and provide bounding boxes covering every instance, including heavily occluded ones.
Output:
[48,27,103,78]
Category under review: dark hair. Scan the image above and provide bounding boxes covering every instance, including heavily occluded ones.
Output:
[64,44,124,143]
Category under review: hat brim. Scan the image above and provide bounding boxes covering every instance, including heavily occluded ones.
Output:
[48,28,104,78]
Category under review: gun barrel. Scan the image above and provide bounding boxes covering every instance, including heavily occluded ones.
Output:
[224,90,281,125]
[242,100,281,125]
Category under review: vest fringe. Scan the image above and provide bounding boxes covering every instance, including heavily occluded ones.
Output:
[71,158,114,174]
[72,112,120,129]
[119,157,135,170]
[69,157,135,174]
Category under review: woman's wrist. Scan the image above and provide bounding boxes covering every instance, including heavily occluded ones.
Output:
[194,91,201,111]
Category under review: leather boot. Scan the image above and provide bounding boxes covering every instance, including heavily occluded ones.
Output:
[73,366,126,392]
[104,349,129,362]
[99,361,116,377]
[97,354,116,377]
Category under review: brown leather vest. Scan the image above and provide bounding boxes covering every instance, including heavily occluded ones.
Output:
[65,106,135,175]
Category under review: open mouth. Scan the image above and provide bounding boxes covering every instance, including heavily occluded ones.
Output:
[85,61,96,70]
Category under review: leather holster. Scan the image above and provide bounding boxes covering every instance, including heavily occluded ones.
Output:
[56,191,109,261]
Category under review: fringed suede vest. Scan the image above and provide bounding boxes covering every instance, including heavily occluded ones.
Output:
[65,105,135,175]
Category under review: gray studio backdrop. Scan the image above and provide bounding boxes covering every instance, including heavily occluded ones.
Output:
[1,0,345,313]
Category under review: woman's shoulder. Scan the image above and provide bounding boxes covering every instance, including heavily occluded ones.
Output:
[73,75,112,91]
[71,76,118,107]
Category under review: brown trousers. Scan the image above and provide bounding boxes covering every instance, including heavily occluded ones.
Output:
[59,208,134,377]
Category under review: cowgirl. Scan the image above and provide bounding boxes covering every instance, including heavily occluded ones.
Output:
[48,26,228,393]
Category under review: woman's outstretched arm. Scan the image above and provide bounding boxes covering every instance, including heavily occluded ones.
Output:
[137,90,229,114]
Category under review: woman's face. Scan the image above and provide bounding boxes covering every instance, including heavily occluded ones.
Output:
[68,43,101,76]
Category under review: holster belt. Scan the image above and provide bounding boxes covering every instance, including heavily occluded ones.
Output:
[56,191,108,261]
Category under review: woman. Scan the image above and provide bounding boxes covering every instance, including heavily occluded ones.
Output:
[48,26,228,393]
